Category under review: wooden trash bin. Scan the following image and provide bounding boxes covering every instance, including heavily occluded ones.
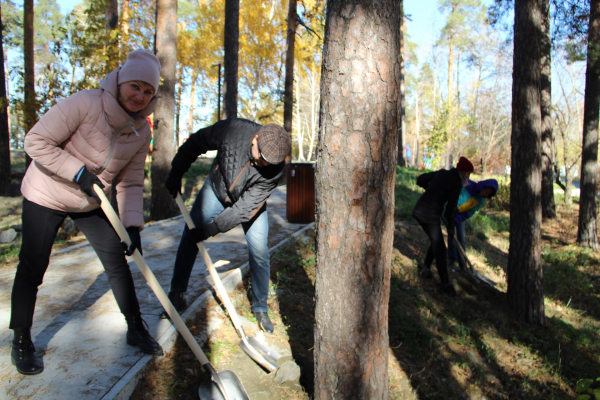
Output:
[286,162,315,222]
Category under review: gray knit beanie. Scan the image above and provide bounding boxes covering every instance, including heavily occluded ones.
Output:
[117,49,161,91]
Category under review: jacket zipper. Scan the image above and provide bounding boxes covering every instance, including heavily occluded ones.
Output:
[98,119,134,174]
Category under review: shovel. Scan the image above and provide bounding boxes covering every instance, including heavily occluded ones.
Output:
[93,185,249,400]
[451,235,496,287]
[174,193,281,372]
[442,216,496,288]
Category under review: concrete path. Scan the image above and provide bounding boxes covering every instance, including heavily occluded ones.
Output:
[0,186,311,400]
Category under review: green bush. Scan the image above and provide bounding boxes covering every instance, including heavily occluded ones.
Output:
[467,212,510,239]
[575,377,600,400]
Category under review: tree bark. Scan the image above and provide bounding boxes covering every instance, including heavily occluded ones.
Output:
[105,0,118,30]
[0,9,11,196]
[121,0,130,64]
[507,0,545,326]
[23,0,35,168]
[283,0,297,133]
[577,0,600,250]
[151,0,178,221]
[540,0,556,219]
[105,0,119,70]
[314,1,400,398]
[223,0,239,119]
[397,1,406,167]
[175,64,183,147]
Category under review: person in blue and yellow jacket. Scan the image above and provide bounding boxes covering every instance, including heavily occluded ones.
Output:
[447,179,498,270]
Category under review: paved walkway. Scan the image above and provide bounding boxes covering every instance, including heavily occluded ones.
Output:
[0,186,311,400]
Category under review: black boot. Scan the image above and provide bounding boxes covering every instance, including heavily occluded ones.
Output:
[125,314,164,356]
[11,328,43,375]
[439,282,458,297]
[254,311,274,334]
[159,291,187,319]
[417,262,433,279]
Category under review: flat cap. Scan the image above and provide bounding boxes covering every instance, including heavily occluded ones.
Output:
[257,124,291,164]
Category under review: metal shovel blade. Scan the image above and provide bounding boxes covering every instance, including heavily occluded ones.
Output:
[198,370,250,400]
[240,336,282,369]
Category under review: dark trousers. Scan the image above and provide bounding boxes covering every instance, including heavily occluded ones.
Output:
[10,198,140,329]
[416,219,450,285]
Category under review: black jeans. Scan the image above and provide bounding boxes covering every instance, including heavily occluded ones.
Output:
[10,198,140,329]
[416,218,450,285]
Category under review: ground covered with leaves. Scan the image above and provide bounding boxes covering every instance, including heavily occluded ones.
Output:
[129,167,600,399]
[2,164,599,399]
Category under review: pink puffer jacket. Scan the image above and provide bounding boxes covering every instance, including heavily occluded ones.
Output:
[21,67,156,229]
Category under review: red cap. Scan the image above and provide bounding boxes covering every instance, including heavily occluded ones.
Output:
[456,157,474,172]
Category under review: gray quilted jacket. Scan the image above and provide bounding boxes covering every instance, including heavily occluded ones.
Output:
[171,118,285,232]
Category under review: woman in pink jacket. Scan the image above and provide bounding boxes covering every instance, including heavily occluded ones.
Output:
[10,49,163,375]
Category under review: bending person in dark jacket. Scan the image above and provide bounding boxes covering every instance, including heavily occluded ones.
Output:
[412,157,474,296]
[162,119,291,333]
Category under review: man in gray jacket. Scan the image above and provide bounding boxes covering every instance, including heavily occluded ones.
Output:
[162,119,291,333]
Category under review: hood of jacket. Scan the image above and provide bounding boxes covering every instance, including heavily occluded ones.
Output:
[466,179,498,197]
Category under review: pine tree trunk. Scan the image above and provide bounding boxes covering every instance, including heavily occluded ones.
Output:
[577,0,600,250]
[540,0,556,219]
[283,0,297,133]
[507,0,545,326]
[175,64,183,147]
[187,69,197,135]
[0,10,10,196]
[23,0,35,168]
[121,0,130,64]
[397,2,406,167]
[223,0,239,119]
[105,0,119,70]
[151,0,178,221]
[314,1,401,398]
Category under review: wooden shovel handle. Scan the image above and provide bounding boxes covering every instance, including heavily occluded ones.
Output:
[175,194,245,332]
[93,185,211,366]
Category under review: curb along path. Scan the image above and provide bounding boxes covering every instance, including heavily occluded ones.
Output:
[0,186,311,400]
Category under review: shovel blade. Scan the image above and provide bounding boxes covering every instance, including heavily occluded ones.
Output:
[239,336,282,371]
[198,370,250,400]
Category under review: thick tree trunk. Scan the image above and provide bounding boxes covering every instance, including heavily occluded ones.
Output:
[151,0,178,221]
[540,0,556,219]
[314,1,400,398]
[223,0,239,119]
[0,10,10,196]
[105,0,119,70]
[121,0,130,64]
[507,0,545,326]
[187,69,197,135]
[105,0,118,30]
[397,2,406,167]
[23,0,35,168]
[283,0,297,133]
[577,0,600,250]
[175,64,183,147]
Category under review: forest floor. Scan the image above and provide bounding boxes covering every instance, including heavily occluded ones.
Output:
[130,168,600,400]
[1,166,599,399]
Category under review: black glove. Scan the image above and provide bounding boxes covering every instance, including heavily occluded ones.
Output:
[187,222,220,244]
[164,167,185,198]
[121,226,142,256]
[76,168,105,204]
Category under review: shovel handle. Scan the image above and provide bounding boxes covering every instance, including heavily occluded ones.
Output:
[175,194,246,330]
[93,185,211,367]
